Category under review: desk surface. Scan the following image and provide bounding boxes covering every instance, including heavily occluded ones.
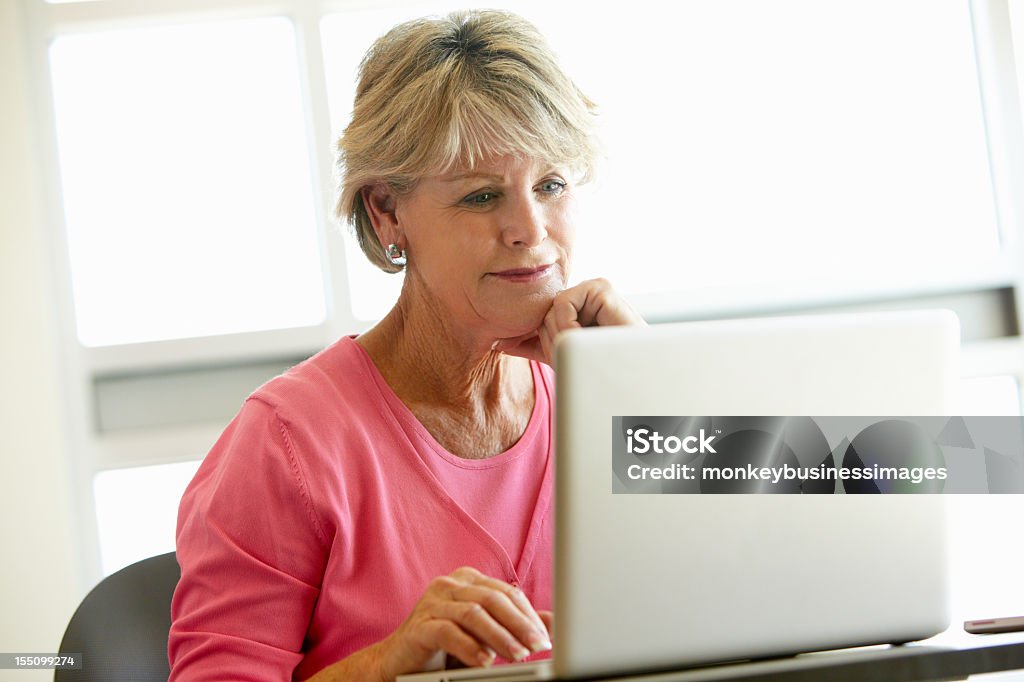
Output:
[576,631,1024,681]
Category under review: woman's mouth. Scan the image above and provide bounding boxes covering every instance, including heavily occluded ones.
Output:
[488,264,554,282]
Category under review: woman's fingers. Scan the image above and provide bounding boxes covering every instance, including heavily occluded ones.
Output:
[446,568,550,654]
[551,278,645,329]
[429,598,534,662]
[380,567,552,677]
[451,576,550,645]
[496,279,645,365]
[419,617,495,668]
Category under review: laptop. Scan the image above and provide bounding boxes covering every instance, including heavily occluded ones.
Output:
[399,309,959,681]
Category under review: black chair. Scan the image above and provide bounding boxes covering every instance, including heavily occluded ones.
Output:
[56,551,180,682]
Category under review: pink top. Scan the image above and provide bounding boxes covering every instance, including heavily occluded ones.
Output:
[169,337,555,681]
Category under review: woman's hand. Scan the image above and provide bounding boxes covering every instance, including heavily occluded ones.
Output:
[374,566,553,680]
[494,278,645,365]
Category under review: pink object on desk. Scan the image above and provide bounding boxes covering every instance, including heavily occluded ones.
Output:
[965,616,1024,634]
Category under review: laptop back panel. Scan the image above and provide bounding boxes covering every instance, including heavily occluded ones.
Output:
[553,310,958,678]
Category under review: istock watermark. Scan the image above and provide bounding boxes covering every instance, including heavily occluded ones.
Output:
[612,416,1024,494]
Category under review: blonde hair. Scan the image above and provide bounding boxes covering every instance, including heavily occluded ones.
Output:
[335,9,600,273]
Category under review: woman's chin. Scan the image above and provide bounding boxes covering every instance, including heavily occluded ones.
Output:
[489,297,555,339]
[478,270,566,330]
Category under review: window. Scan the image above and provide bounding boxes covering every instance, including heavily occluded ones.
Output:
[93,460,201,576]
[50,17,326,346]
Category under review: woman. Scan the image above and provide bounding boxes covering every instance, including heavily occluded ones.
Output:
[169,9,644,681]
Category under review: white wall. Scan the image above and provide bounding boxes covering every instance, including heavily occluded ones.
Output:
[0,0,81,676]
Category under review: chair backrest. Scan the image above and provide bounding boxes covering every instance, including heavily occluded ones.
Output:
[56,551,180,682]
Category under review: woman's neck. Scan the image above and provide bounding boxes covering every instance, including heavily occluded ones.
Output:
[354,286,532,416]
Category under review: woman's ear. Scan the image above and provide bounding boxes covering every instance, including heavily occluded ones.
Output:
[361,184,403,250]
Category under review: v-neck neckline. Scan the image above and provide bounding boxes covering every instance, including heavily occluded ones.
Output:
[345,336,554,582]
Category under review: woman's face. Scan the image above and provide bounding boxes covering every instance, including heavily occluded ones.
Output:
[395,154,577,340]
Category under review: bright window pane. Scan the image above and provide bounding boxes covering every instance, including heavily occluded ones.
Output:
[324,0,999,319]
[565,0,1000,296]
[50,18,326,346]
[94,459,201,576]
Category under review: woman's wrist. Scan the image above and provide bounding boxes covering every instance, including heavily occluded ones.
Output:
[370,634,397,682]
[303,639,391,682]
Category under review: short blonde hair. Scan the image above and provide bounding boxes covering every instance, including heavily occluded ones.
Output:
[335,9,600,273]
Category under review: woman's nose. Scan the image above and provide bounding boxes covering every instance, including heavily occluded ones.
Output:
[501,196,548,248]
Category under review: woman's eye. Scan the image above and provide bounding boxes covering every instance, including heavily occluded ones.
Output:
[539,180,566,195]
[464,192,496,205]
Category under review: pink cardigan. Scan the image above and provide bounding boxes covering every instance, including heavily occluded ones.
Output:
[169,337,555,681]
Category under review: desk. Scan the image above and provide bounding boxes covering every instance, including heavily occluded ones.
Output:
[575,632,1024,681]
